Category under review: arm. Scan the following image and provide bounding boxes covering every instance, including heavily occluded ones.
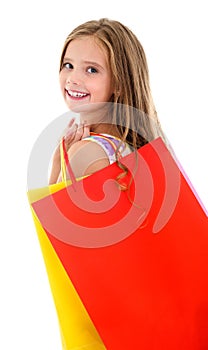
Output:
[64,140,110,180]
[48,145,62,185]
[48,119,90,184]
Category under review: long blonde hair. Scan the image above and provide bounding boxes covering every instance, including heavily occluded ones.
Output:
[60,18,164,149]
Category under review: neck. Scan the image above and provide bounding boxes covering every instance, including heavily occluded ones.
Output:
[90,123,120,137]
[90,123,105,133]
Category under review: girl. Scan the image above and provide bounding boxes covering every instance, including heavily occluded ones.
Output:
[49,18,164,185]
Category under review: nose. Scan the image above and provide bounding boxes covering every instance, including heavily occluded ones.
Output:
[66,68,82,86]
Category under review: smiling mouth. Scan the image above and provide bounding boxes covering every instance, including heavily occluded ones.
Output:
[66,89,89,99]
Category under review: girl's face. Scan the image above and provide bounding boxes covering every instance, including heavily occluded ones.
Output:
[59,36,115,111]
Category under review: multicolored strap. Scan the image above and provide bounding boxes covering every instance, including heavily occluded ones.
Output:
[60,133,132,187]
[83,132,131,164]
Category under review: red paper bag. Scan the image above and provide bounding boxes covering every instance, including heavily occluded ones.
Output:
[30,137,208,349]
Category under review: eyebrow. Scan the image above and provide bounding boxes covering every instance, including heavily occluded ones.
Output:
[63,57,105,70]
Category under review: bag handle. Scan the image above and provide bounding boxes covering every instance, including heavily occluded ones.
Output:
[60,137,77,190]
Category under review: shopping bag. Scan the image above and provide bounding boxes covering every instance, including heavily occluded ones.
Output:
[28,140,107,350]
[28,137,208,350]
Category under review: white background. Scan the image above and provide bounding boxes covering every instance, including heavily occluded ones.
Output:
[0,1,207,349]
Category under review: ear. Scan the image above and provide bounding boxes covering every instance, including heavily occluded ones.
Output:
[114,90,120,97]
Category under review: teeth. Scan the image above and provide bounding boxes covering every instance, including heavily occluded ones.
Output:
[68,90,87,98]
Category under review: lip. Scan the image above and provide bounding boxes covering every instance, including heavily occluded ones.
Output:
[65,88,90,100]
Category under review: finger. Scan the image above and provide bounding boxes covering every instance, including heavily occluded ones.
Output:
[64,118,76,137]
[82,123,90,139]
[65,123,78,138]
[65,124,78,148]
[77,121,90,139]
[73,123,85,142]
[68,117,76,128]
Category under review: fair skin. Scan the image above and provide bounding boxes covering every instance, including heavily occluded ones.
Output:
[49,36,117,184]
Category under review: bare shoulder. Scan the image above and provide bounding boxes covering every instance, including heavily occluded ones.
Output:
[67,139,110,178]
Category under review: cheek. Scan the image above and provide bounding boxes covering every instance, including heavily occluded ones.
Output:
[59,73,63,84]
[103,77,114,96]
[59,72,66,87]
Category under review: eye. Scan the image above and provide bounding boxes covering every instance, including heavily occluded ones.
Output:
[87,67,98,74]
[63,62,73,70]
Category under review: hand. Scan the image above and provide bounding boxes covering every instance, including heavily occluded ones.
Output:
[64,118,90,151]
[49,119,90,184]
